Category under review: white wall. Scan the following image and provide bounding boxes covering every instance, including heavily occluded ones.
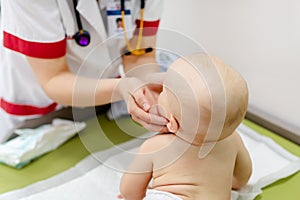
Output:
[159,0,300,135]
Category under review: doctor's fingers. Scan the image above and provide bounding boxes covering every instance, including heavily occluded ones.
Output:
[131,112,169,133]
[139,120,169,133]
[128,97,168,126]
[133,85,162,113]
[131,87,151,111]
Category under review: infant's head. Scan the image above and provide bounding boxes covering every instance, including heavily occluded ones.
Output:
[157,53,248,144]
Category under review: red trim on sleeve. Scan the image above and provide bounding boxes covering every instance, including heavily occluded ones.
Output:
[134,19,160,36]
[3,31,66,59]
[0,98,57,116]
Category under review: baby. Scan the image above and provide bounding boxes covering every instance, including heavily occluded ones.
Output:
[119,53,252,200]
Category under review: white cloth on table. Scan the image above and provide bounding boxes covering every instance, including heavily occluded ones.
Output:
[0,119,86,168]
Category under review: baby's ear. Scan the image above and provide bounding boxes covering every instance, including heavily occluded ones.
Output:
[166,114,179,133]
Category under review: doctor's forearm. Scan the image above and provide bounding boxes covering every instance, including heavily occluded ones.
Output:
[44,72,122,107]
[26,56,123,107]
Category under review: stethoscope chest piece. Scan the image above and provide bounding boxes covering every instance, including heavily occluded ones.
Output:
[74,30,91,47]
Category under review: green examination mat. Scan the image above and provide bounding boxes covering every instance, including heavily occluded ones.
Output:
[0,114,299,200]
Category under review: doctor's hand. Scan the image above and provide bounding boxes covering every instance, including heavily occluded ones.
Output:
[115,77,168,133]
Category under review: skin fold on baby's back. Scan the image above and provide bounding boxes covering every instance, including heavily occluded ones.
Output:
[150,132,241,200]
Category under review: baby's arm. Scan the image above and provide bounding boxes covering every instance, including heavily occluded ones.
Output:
[119,139,154,200]
[232,133,252,190]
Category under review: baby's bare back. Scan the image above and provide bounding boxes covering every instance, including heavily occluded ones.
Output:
[150,132,241,200]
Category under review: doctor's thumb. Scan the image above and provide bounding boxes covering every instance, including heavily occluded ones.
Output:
[133,88,151,111]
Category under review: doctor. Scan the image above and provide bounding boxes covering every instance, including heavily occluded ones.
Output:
[0,0,168,143]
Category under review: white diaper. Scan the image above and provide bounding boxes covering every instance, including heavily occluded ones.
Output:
[143,189,182,200]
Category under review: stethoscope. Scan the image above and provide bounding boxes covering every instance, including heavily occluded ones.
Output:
[73,0,91,47]
[73,0,152,56]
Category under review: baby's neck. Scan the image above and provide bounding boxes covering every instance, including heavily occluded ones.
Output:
[174,130,230,146]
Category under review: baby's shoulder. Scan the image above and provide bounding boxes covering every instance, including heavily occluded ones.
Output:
[145,133,176,145]
[214,131,243,149]
[220,131,245,151]
[230,131,245,144]
[140,133,176,152]
[222,131,241,142]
